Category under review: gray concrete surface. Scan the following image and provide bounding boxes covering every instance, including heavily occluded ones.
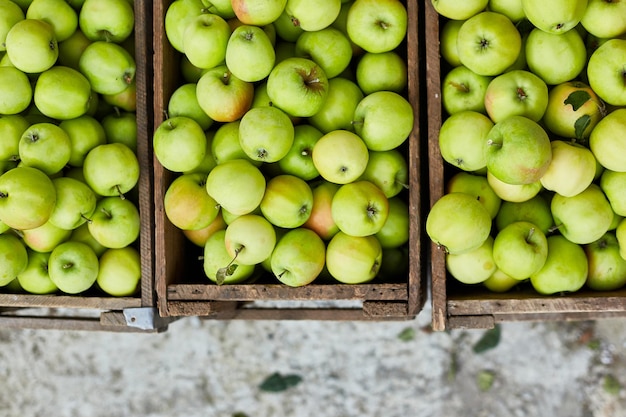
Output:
[1,302,626,417]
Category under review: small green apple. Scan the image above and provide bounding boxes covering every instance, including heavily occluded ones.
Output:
[260,174,313,229]
[375,196,409,249]
[521,0,587,34]
[285,0,341,32]
[0,233,28,285]
[182,13,230,70]
[587,39,626,107]
[277,124,323,181]
[359,149,409,199]
[153,116,207,173]
[446,171,501,219]
[96,247,141,296]
[446,235,497,285]
[164,172,219,231]
[540,140,596,198]
[295,26,352,78]
[530,234,588,295]
[26,0,78,42]
[78,0,134,43]
[34,65,92,120]
[271,227,326,287]
[5,18,58,73]
[21,219,72,252]
[0,66,32,114]
[308,77,364,134]
[167,83,213,131]
[302,180,340,241]
[346,0,407,53]
[0,166,56,230]
[492,221,548,280]
[48,240,99,294]
[438,110,493,172]
[17,249,57,294]
[495,193,553,234]
[312,129,369,184]
[584,232,626,291]
[589,108,626,172]
[49,176,97,230]
[226,24,275,82]
[487,170,543,202]
[83,143,139,197]
[205,158,266,215]
[79,40,136,95]
[203,229,255,284]
[441,65,491,116]
[59,115,107,167]
[224,213,276,265]
[431,0,488,20]
[238,106,294,163]
[88,196,141,249]
[19,122,72,175]
[600,169,626,217]
[325,231,382,284]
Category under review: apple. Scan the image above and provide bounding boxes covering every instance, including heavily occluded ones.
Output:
[100,111,138,153]
[426,192,492,254]
[485,115,552,185]
[484,69,549,123]
[231,0,286,26]
[79,40,136,95]
[0,0,24,52]
[210,121,251,165]
[58,115,107,167]
[26,0,78,42]
[439,18,464,67]
[438,110,493,172]
[492,221,548,280]
[277,124,322,181]
[551,183,614,245]
[302,180,340,240]
[96,247,141,296]
[325,231,382,284]
[70,221,107,257]
[488,0,525,22]
[441,65,491,116]
[167,83,213,131]
[271,227,326,287]
[49,176,97,230]
[487,170,543,202]
[238,106,294,163]
[431,0,488,20]
[164,172,219,231]
[483,268,520,293]
[203,229,255,284]
[616,218,626,260]
[295,27,352,79]
[375,196,409,249]
[331,181,389,238]
[521,0,588,34]
[584,232,626,291]
[309,77,364,134]
[153,116,207,173]
[78,0,134,43]
[580,0,626,39]
[0,115,29,162]
[352,90,414,151]
[266,57,329,118]
[16,249,57,294]
[495,193,553,234]
[57,29,91,70]
[260,174,313,229]
[225,25,275,82]
[586,39,626,107]
[33,66,92,120]
[196,65,254,122]
[88,196,140,249]
[5,18,58,73]
[446,235,497,285]
[21,219,72,252]
[311,129,369,184]
[0,233,28,286]
[83,143,139,197]
[183,211,226,246]
[0,166,56,230]
[285,0,341,32]
[19,122,72,176]
[0,66,31,115]
[530,234,588,295]
[48,240,99,294]
[272,8,304,42]
[205,158,266,215]
[102,80,136,112]
[600,169,626,217]
[355,51,407,95]
[456,11,521,76]
[346,0,407,53]
[541,140,596,198]
[182,13,230,70]
[589,108,626,172]
[446,171,501,219]
[164,0,207,52]
[359,149,408,199]
[224,213,276,266]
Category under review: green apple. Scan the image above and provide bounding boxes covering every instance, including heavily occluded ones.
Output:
[540,140,596,198]
[426,192,492,254]
[0,66,32,114]
[0,233,28,285]
[78,0,134,43]
[83,143,139,197]
[483,268,520,293]
[231,0,286,25]
[33,66,92,120]
[100,111,138,153]
[102,81,136,112]
[271,227,326,287]
[431,0,488,20]
[375,196,409,249]
[487,170,543,202]
[205,158,266,215]
[484,69,548,123]
[325,231,382,284]
[203,229,255,284]
[19,122,71,175]
[492,221,548,280]
[589,108,626,172]
[182,13,230,70]
[49,176,97,230]
[164,0,207,52]
[210,121,251,165]
[167,83,213,131]
[438,110,493,172]
[355,51,407,95]
[226,25,275,82]
[521,0,588,34]
[5,18,58,73]
[346,0,407,53]
[26,0,78,42]
[600,169,626,217]
[0,115,29,162]
[485,115,552,185]
[309,77,364,134]
[584,232,626,291]
[238,106,294,163]
[0,0,24,52]
[587,39,626,107]
[0,166,56,230]
[441,65,491,115]
[224,213,276,265]
[164,172,219,231]
[183,211,226,247]
[311,129,369,184]
[495,194,553,234]
[96,247,141,296]
[616,218,626,260]
[331,180,388,237]
[352,90,414,151]
[487,0,525,22]
[285,0,341,32]
[153,116,207,173]
[439,18,464,67]
[551,183,614,245]
[456,11,521,76]
[272,8,304,42]
[260,174,313,229]
[580,0,626,39]
[530,234,588,295]
[21,218,72,252]
[446,235,496,285]
[302,180,340,240]
[59,115,107,167]
[17,249,57,294]
[446,171,501,219]
[196,65,254,122]
[295,27,352,79]
[70,221,107,257]
[88,196,140,249]
[48,240,99,294]
[57,29,91,70]
[79,40,135,95]
[359,149,408,199]
[277,124,322,181]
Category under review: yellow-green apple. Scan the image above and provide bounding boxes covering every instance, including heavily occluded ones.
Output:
[153,116,207,173]
[525,27,587,86]
[168,83,213,131]
[487,170,543,202]
[272,8,303,42]
[542,81,605,140]
[204,229,255,284]
[484,116,552,185]
[164,172,219,230]
[311,129,369,184]
[551,183,614,244]
[78,0,134,42]
[0,0,24,52]
[346,0,407,53]
[521,0,587,34]
[101,112,137,154]
[0,115,29,162]
[600,169,626,216]
[102,81,136,112]
[359,149,408,199]
[225,25,275,82]
[83,143,139,197]
[352,90,414,151]
[211,121,254,165]
[271,227,326,286]
[26,0,77,42]
[19,122,71,175]
[446,235,496,285]
[164,0,206,52]
[456,11,521,76]
[59,115,107,167]
[238,106,294,163]
[589,108,626,172]
[438,110,493,172]
[584,232,626,291]
[88,196,140,248]
[33,66,92,120]
[355,51,407,95]
[616,218,626,260]
[49,176,97,230]
[260,174,313,228]
[79,41,135,95]
[441,65,491,115]
[587,39,626,107]
[446,171,501,219]
[540,140,596,197]
[580,0,626,39]
[439,18,464,67]
[295,27,352,78]
[530,234,588,295]
[5,18,58,73]
[16,249,57,294]
[431,0,488,20]
[201,0,235,19]
[70,221,107,257]
[0,166,56,230]
[492,221,548,280]
[331,180,389,237]
[205,158,266,215]
[182,13,230,70]
[96,247,141,296]
[375,196,409,249]
[495,193,553,234]
[231,0,286,26]
[196,65,254,122]
[21,219,72,252]
[326,231,382,283]
[183,211,226,246]
[285,0,341,32]
[426,192,492,254]
[483,268,520,293]
[48,240,99,294]
[0,66,31,114]
[277,124,322,181]
[484,69,549,123]
[487,0,525,22]
[0,233,28,285]
[224,213,276,265]
[302,180,340,240]
[57,29,90,70]
[309,77,364,133]
[266,57,329,117]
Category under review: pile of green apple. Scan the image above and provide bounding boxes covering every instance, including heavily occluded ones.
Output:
[426,0,626,295]
[155,0,414,287]
[0,0,142,297]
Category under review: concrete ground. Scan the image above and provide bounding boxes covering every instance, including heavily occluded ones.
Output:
[1,302,626,417]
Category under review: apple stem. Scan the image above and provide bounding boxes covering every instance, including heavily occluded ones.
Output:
[486,139,502,148]
[351,120,364,127]
[116,184,126,200]
[548,224,562,234]
[526,227,535,243]
[11,229,23,238]
[396,180,410,190]
[101,207,112,219]
[449,81,469,93]
[62,262,73,269]
[81,213,93,224]
[216,246,243,285]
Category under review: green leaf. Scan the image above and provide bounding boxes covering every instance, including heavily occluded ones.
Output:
[603,375,621,395]
[477,370,495,392]
[574,114,591,140]
[564,90,592,111]
[397,327,415,342]
[259,372,302,393]
[472,325,501,354]
[216,264,238,285]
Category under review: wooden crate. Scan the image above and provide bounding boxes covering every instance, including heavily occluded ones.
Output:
[0,0,169,333]
[153,0,427,320]
[424,1,626,331]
